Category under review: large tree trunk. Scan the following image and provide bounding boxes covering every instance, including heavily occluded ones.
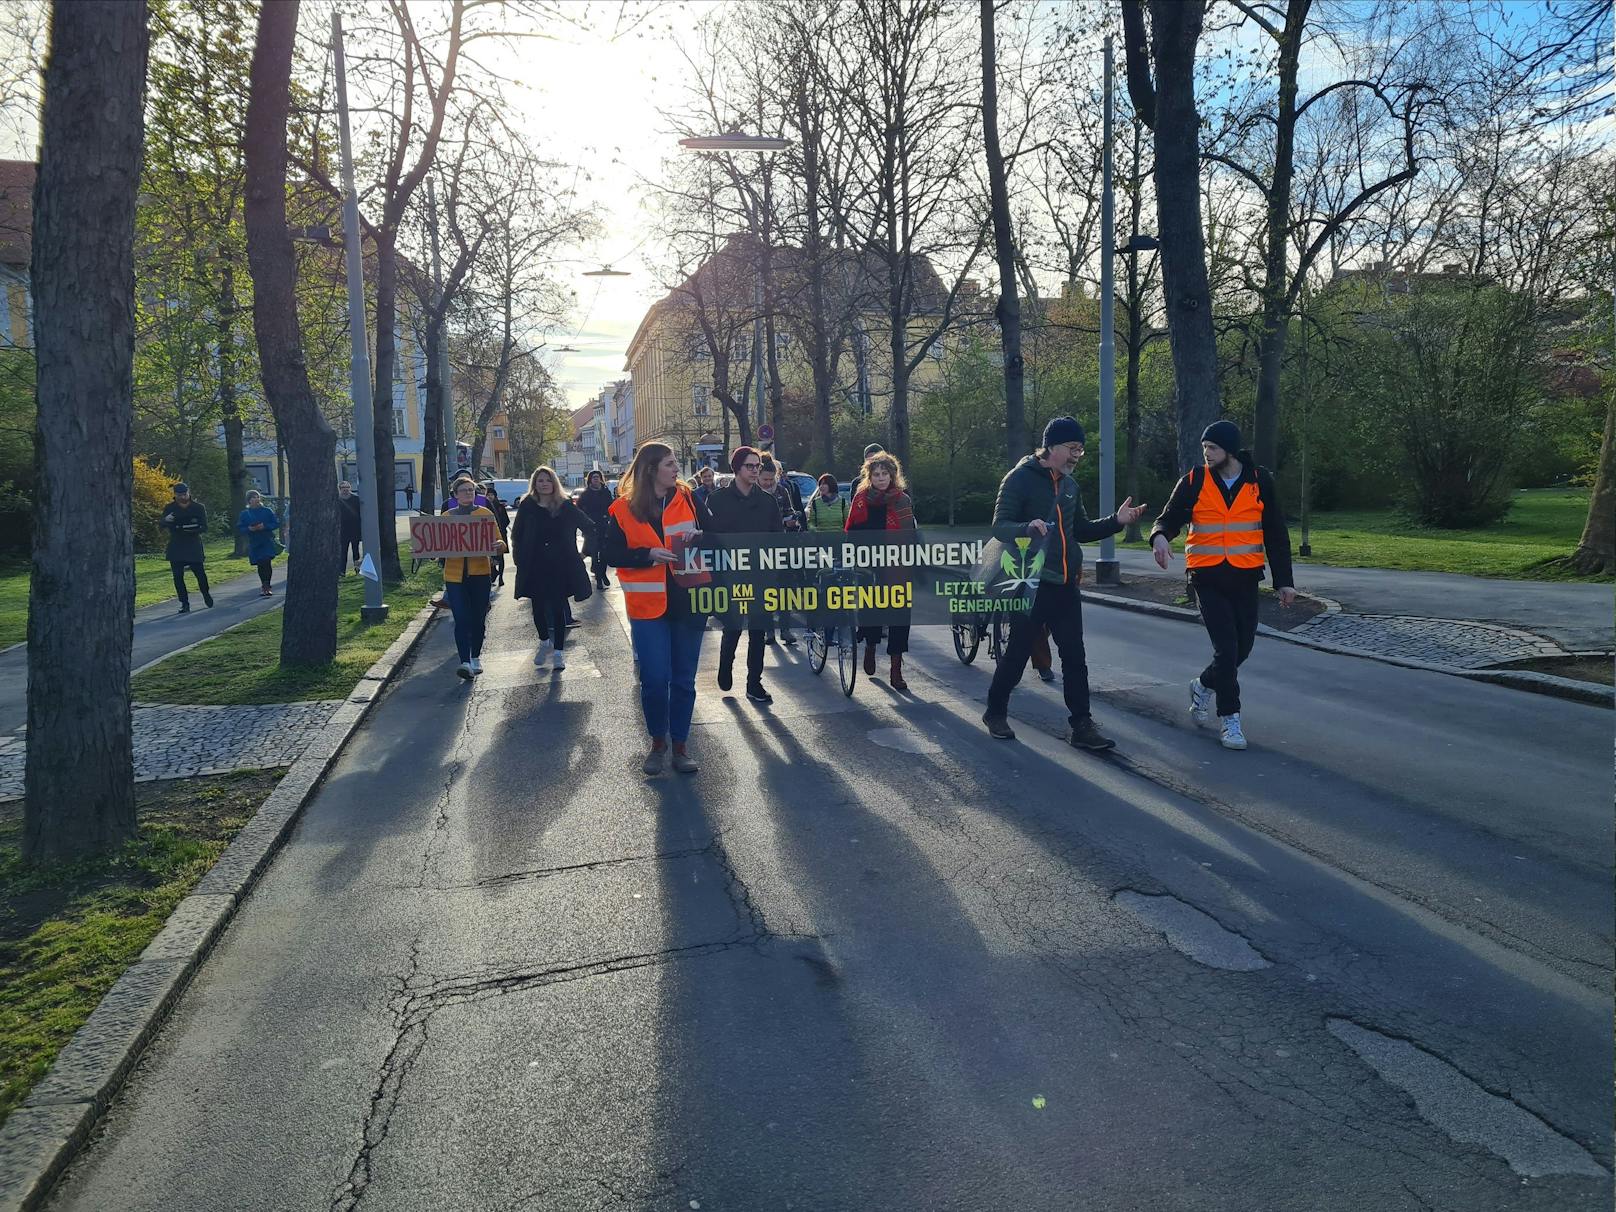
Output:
[24,0,148,860]
[369,244,403,580]
[218,260,249,555]
[245,0,339,666]
[1125,0,1221,472]
[981,0,1026,464]
[1570,395,1614,574]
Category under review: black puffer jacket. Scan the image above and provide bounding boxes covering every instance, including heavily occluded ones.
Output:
[706,482,784,535]
[511,497,593,602]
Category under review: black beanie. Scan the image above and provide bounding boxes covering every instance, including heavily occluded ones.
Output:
[1042,416,1086,449]
[1201,420,1242,454]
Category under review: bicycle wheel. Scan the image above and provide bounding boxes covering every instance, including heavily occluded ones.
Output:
[837,628,858,696]
[951,620,980,665]
[990,617,1010,661]
[808,625,828,674]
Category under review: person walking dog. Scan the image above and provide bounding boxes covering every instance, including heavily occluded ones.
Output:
[1149,420,1296,751]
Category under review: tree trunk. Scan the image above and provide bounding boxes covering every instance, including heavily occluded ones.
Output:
[420,315,442,514]
[1126,0,1221,472]
[1570,394,1614,574]
[24,0,148,860]
[370,242,403,580]
[245,0,339,667]
[1251,0,1309,472]
[981,0,1026,464]
[218,260,249,555]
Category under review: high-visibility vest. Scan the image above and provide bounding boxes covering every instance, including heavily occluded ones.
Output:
[1184,469,1266,570]
[608,486,700,619]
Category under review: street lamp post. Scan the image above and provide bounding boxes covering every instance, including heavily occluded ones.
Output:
[1096,34,1119,586]
[332,13,388,623]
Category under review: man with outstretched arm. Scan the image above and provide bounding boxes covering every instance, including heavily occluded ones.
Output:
[1149,419,1297,751]
[982,417,1147,752]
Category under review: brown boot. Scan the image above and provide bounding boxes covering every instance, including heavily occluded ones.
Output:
[863,641,877,676]
[889,654,908,691]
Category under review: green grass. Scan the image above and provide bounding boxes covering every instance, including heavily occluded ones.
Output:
[131,565,442,705]
[0,534,240,647]
[0,769,281,1127]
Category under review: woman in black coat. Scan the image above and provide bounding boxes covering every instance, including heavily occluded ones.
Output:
[511,465,593,670]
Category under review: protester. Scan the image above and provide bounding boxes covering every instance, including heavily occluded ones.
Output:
[693,465,717,509]
[1148,419,1296,751]
[160,482,213,612]
[404,482,415,512]
[845,451,917,691]
[757,455,804,646]
[1031,626,1056,682]
[237,490,281,597]
[485,483,512,588]
[442,475,505,680]
[603,442,714,775]
[982,416,1147,750]
[338,481,361,574]
[577,469,614,590]
[512,466,592,671]
[706,445,781,704]
[806,473,849,532]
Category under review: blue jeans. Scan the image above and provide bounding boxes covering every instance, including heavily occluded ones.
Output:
[630,616,706,743]
[445,576,491,663]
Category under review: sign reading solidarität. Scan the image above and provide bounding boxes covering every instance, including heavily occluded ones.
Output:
[410,514,499,560]
[678,531,1040,625]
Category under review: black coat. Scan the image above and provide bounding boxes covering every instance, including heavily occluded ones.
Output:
[511,497,593,602]
[338,495,361,539]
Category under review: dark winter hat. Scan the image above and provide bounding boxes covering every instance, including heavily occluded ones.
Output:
[1201,420,1242,454]
[172,482,190,494]
[1042,416,1086,449]
[861,442,884,459]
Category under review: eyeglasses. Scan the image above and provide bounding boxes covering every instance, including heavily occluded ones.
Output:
[740,462,761,470]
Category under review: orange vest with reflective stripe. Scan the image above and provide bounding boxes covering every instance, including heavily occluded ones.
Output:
[1184,470,1266,570]
[608,486,700,619]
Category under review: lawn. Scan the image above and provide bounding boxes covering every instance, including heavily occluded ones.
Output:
[0,768,282,1128]
[131,565,442,705]
[0,534,240,647]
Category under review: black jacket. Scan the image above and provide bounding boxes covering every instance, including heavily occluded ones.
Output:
[338,495,361,539]
[511,497,593,602]
[160,500,209,563]
[577,485,614,525]
[1148,452,1294,589]
[706,482,784,535]
[990,455,1121,586]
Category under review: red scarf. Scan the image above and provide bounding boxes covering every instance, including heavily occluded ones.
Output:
[847,486,915,531]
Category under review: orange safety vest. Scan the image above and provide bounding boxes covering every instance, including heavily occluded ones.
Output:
[608,486,701,619]
[1184,469,1266,570]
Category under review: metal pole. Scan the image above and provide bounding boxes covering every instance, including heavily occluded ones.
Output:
[333,12,388,622]
[426,177,454,497]
[1096,34,1119,586]
[754,261,766,440]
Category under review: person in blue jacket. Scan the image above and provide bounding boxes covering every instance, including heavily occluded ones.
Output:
[237,490,282,597]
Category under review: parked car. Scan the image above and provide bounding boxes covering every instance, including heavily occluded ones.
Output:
[488,478,529,505]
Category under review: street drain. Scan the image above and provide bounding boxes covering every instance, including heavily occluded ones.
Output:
[1326,1019,1607,1178]
[1112,890,1270,971]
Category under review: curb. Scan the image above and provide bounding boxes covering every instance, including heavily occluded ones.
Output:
[0,603,442,1212]
[1080,589,1613,709]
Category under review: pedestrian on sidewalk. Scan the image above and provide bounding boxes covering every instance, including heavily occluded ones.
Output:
[982,416,1148,750]
[337,481,361,574]
[512,466,593,672]
[758,455,803,646]
[604,441,714,775]
[846,451,918,691]
[404,482,415,512]
[806,473,849,532]
[485,483,512,588]
[692,465,716,509]
[237,490,282,597]
[1148,420,1296,751]
[706,445,782,705]
[578,469,614,590]
[160,482,213,612]
[443,475,505,681]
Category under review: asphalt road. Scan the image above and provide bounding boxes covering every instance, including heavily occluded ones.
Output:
[45,583,1612,1211]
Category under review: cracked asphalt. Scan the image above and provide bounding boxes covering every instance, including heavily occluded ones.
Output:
[44,581,1612,1211]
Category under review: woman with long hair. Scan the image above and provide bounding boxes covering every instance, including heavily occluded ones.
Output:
[846,450,917,691]
[511,465,593,670]
[603,442,715,775]
[443,474,506,680]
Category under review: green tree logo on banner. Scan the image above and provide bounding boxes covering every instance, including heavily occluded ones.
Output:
[997,535,1045,592]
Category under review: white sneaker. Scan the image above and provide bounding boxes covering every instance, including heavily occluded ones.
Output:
[456,661,474,681]
[1219,713,1248,750]
[1190,678,1213,726]
[469,657,483,675]
[533,640,553,667]
[552,650,566,670]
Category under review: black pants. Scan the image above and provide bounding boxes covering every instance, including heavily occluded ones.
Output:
[341,535,360,567]
[531,594,568,649]
[255,560,273,588]
[987,580,1091,728]
[590,546,607,586]
[719,625,765,684]
[170,560,210,606]
[856,623,909,656]
[1193,569,1260,716]
[492,553,506,584]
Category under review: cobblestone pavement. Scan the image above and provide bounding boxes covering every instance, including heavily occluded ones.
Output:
[1293,612,1570,668]
[0,700,345,801]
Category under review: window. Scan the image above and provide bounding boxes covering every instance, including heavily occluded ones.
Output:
[392,408,407,436]
[492,426,504,439]
[692,384,711,417]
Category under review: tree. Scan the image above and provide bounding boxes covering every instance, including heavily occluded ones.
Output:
[1121,0,1221,472]
[980,0,1026,465]
[25,0,149,860]
[245,0,339,665]
[1570,396,1614,574]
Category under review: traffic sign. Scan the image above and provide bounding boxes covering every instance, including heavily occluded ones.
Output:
[758,424,775,442]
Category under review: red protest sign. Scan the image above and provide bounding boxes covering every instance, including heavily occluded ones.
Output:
[410,514,499,559]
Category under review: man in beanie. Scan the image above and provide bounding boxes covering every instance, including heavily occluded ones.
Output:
[705,445,783,704]
[159,482,213,612]
[1149,419,1296,751]
[982,416,1147,750]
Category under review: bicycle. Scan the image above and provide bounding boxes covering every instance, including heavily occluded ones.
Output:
[807,567,864,696]
[951,613,1009,665]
